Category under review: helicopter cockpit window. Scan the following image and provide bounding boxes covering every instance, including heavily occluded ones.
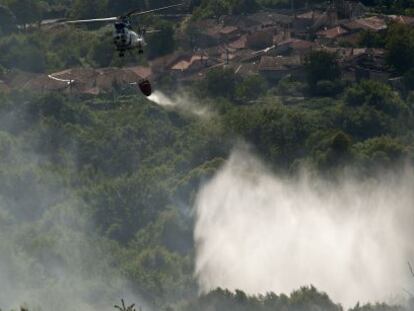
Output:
[115,23,125,33]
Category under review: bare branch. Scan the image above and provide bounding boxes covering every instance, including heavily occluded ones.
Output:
[114,299,137,311]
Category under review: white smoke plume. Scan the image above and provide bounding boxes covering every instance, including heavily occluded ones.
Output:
[194,148,414,307]
[148,91,212,118]
[0,193,143,311]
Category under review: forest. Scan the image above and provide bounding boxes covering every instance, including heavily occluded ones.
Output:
[1,1,414,311]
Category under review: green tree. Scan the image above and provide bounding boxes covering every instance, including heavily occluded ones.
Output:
[204,67,237,98]
[385,23,414,74]
[4,42,46,72]
[89,35,115,67]
[354,136,407,168]
[106,0,144,16]
[192,0,230,19]
[304,51,341,95]
[0,5,16,34]
[404,67,414,90]
[350,302,404,311]
[358,30,385,48]
[147,20,176,59]
[229,0,259,14]
[6,0,40,29]
[70,0,108,19]
[193,0,259,18]
[235,75,267,103]
[345,80,405,116]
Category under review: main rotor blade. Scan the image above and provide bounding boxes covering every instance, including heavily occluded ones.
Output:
[64,17,118,24]
[126,3,183,17]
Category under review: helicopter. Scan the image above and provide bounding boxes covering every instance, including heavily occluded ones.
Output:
[62,3,183,58]
[56,3,183,97]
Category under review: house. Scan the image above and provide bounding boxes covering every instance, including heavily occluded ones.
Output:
[191,22,244,48]
[246,30,274,50]
[219,26,240,41]
[332,16,388,45]
[316,25,349,45]
[342,16,387,33]
[247,11,294,31]
[21,67,148,95]
[273,31,291,45]
[219,15,258,31]
[293,10,325,37]
[95,68,143,92]
[388,15,414,26]
[258,55,304,81]
[276,38,316,56]
[328,47,368,61]
[233,62,260,76]
[234,48,263,64]
[168,54,217,78]
[5,70,37,89]
[340,48,393,83]
[228,35,248,50]
[202,44,239,63]
[310,9,339,33]
[150,52,188,75]
[127,66,153,80]
[23,68,97,94]
[22,75,68,93]
[171,55,205,71]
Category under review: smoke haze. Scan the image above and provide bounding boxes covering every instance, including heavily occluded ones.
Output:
[0,132,143,310]
[194,149,414,307]
[0,186,142,311]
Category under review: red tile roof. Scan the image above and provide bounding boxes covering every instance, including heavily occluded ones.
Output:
[297,10,324,20]
[220,26,239,35]
[317,26,349,39]
[278,38,315,50]
[389,15,414,26]
[258,55,301,71]
[342,16,387,32]
[228,35,247,50]
[127,66,152,79]
[170,55,207,71]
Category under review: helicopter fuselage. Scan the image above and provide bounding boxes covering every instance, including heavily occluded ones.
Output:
[113,21,146,56]
[61,3,182,58]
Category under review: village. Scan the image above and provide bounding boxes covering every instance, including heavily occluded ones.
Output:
[2,0,414,96]
[163,0,412,86]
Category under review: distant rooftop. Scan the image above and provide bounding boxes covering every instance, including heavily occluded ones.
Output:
[342,16,387,32]
[317,25,349,39]
[258,55,301,71]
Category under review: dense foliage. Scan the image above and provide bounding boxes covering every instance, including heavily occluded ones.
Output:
[1,72,414,310]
